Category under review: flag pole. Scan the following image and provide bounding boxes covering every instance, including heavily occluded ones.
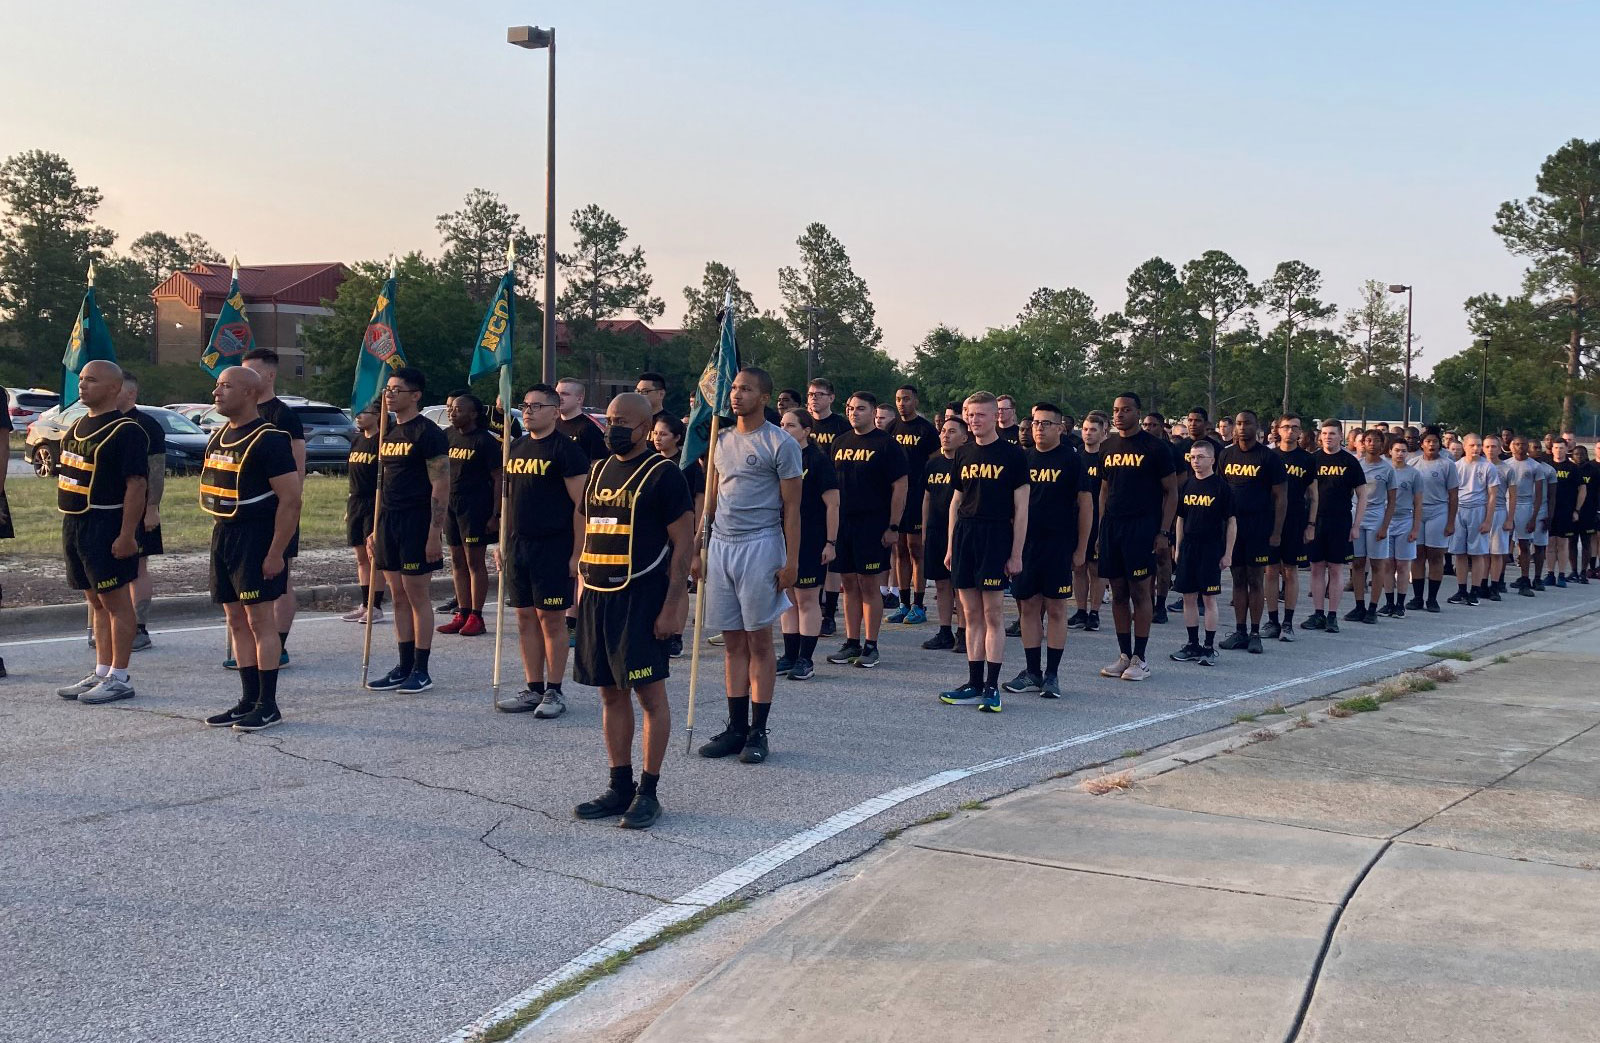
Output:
[491,244,516,711]
[359,258,397,689]
[683,416,720,753]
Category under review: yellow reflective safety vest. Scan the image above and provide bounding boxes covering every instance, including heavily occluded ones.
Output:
[57,414,145,515]
[579,452,676,592]
[200,421,283,519]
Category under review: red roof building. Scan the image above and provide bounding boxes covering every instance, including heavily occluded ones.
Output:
[151,262,349,380]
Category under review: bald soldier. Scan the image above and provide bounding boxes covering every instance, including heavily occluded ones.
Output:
[54,361,150,705]
[571,393,694,830]
[196,367,301,730]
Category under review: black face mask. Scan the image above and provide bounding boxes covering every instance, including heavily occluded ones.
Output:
[606,423,636,455]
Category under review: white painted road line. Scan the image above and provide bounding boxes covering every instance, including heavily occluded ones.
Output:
[437,598,1595,1043]
[0,613,347,648]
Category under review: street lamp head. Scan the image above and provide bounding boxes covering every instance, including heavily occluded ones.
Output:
[507,25,553,49]
[1388,284,1410,294]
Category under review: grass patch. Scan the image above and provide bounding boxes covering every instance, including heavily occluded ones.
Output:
[473,898,748,1041]
[884,809,954,839]
[1327,705,1355,718]
[1293,713,1314,729]
[1492,654,1511,665]
[1246,728,1277,743]
[957,800,989,812]
[0,473,350,556]
[1427,649,1473,662]
[1232,711,1259,724]
[1334,694,1382,714]
[1420,663,1458,682]
[1079,771,1134,795]
[1261,700,1288,716]
[1121,748,1144,759]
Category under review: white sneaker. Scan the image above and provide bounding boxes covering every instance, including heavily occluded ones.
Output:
[1100,654,1131,678]
[369,604,384,624]
[341,605,366,622]
[80,676,136,704]
[57,673,101,699]
[1120,657,1152,682]
[708,632,725,646]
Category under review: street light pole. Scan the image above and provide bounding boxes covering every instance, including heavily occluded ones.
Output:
[1388,284,1413,427]
[1480,330,1489,434]
[508,25,557,384]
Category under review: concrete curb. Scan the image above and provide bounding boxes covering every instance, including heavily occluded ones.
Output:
[1,577,456,631]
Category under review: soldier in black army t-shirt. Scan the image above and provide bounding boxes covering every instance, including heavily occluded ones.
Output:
[1002,402,1092,701]
[888,385,940,624]
[242,348,304,667]
[495,383,592,718]
[439,393,502,638]
[1169,439,1236,666]
[1215,411,1287,654]
[197,367,300,731]
[342,403,386,623]
[1267,413,1318,641]
[366,368,451,694]
[824,391,907,670]
[116,372,166,650]
[938,392,1028,712]
[52,361,149,706]
[920,416,967,653]
[806,378,853,636]
[571,392,694,831]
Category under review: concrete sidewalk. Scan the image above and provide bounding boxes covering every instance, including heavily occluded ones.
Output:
[630,628,1600,1043]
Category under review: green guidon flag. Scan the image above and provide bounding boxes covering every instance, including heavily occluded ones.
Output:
[200,265,254,377]
[682,290,740,467]
[350,270,406,415]
[61,263,117,409]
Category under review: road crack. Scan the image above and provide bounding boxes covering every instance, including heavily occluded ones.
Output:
[480,819,672,903]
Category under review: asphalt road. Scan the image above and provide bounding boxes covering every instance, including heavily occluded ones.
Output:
[3,579,1596,1043]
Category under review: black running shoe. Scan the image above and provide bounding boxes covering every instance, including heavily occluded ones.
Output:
[1301,612,1326,631]
[789,658,815,681]
[1393,604,1406,618]
[1406,595,1425,610]
[820,615,836,637]
[1376,603,1396,617]
[1005,619,1022,638]
[853,645,880,669]
[574,787,635,820]
[205,702,255,728]
[436,597,458,613]
[367,665,409,690]
[1002,670,1042,694]
[1324,617,1341,634]
[698,725,748,759]
[619,793,661,829]
[1532,578,1546,591]
[1067,610,1088,631]
[1363,607,1378,624]
[1085,611,1101,632]
[1467,592,1480,606]
[399,670,433,693]
[667,635,684,659]
[775,654,796,675]
[1149,604,1167,625]
[1247,635,1264,654]
[952,631,968,653]
[739,729,769,764]
[1217,631,1250,651]
[231,707,282,732]
[826,640,861,665]
[1425,599,1441,613]
[1519,584,1536,597]
[1344,606,1367,622]
[1170,642,1202,662]
[922,630,956,650]
[1447,590,1469,605]
[1482,587,1501,602]
[1197,646,1218,666]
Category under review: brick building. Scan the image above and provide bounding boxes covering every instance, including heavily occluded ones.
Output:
[554,318,687,402]
[151,262,349,381]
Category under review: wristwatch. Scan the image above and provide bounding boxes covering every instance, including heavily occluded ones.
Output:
[1159,530,1175,540]
[825,539,837,545]
[888,524,901,533]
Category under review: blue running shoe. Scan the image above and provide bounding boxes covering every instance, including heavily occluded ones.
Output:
[939,683,983,706]
[904,605,927,625]
[977,688,1003,713]
[886,604,910,624]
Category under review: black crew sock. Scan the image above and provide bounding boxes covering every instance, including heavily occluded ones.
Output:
[727,695,750,730]
[822,591,839,615]
[1024,646,1042,675]
[937,624,952,638]
[1117,631,1132,656]
[1457,582,1468,596]
[1268,610,1280,625]
[1204,629,1216,648]
[782,632,800,660]
[359,584,369,606]
[899,588,911,607]
[1235,623,1247,635]
[527,680,546,694]
[799,635,819,659]
[1385,592,1396,608]
[566,616,577,632]
[279,632,289,654]
[955,627,966,643]
[751,701,771,732]
[610,764,636,794]
[239,665,261,707]
[1187,624,1199,644]
[1045,646,1063,675]
[257,668,279,712]
[1428,578,1441,601]
[862,639,878,653]
[968,660,984,690]
[1133,634,1149,660]
[1283,609,1295,625]
[638,771,660,797]
[374,589,386,609]
[1412,577,1425,599]
[984,661,1002,688]
[414,646,431,673]
[1250,622,1260,635]
[397,640,416,675]
[913,590,925,607]
[1367,601,1378,612]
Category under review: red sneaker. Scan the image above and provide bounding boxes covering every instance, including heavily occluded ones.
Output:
[437,611,466,635]
[458,613,486,637]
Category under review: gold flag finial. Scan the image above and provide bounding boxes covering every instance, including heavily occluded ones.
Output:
[87,259,96,286]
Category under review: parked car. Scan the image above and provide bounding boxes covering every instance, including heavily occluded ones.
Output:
[7,387,60,429]
[26,404,210,477]
[193,399,356,473]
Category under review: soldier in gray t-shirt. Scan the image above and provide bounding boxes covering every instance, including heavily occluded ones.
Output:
[1406,430,1460,612]
[1349,431,1397,621]
[1448,434,1502,604]
[1381,437,1424,615]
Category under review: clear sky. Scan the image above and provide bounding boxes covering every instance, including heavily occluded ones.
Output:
[1,0,1591,375]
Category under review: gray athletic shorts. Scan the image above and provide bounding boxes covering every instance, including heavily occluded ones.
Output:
[705,529,792,632]
[1420,505,1451,549]
[1450,504,1490,556]
[1533,509,1551,548]
[1387,521,1418,562]
[1489,507,1511,555]
[1354,525,1391,561]
[1513,502,1536,543]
